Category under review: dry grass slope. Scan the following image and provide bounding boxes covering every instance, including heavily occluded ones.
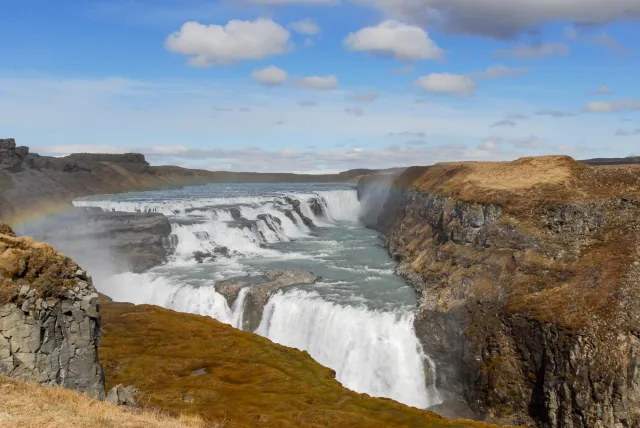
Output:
[0,226,79,305]
[99,296,502,428]
[0,376,210,428]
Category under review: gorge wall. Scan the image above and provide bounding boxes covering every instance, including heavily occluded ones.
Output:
[359,157,640,427]
[0,222,104,399]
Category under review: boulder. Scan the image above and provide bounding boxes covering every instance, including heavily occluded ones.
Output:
[215,270,318,332]
[106,384,137,406]
[307,198,325,217]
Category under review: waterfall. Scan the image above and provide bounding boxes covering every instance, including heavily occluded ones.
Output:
[255,289,440,409]
[77,187,441,410]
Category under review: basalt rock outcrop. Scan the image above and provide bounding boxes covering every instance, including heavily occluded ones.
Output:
[360,157,640,427]
[216,269,318,332]
[19,207,174,274]
[0,222,104,399]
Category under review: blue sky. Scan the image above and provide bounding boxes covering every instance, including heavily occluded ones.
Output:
[1,0,639,172]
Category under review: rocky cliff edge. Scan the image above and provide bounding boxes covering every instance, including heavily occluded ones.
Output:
[0,221,104,399]
[360,156,640,427]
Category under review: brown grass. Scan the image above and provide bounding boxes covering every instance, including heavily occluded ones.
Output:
[99,296,501,428]
[0,223,79,305]
[404,156,640,220]
[0,376,211,428]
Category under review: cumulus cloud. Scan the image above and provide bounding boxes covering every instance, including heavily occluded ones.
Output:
[491,119,517,127]
[355,0,640,39]
[345,106,365,116]
[536,110,576,118]
[415,73,477,97]
[251,65,289,85]
[352,91,379,102]
[583,99,640,113]
[343,20,444,60]
[295,75,339,90]
[495,42,570,59]
[471,64,530,79]
[289,19,322,35]
[165,19,291,66]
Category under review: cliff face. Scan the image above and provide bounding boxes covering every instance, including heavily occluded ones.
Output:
[0,222,104,398]
[360,157,640,427]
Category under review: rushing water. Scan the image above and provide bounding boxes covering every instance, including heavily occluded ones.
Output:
[74,182,441,409]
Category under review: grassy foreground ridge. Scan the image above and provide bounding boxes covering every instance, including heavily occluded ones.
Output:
[98,295,501,428]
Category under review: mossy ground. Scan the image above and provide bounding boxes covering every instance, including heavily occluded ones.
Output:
[99,296,501,428]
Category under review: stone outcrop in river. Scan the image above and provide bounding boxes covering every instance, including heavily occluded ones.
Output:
[0,222,104,399]
[359,156,640,427]
[216,270,318,332]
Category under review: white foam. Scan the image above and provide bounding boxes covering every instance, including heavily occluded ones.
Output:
[255,289,441,409]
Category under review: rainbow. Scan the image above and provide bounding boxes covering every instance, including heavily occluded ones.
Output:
[1,200,80,234]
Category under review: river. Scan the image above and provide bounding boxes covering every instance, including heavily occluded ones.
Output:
[73,182,441,409]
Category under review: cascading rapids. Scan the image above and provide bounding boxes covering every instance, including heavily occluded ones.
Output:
[74,188,442,409]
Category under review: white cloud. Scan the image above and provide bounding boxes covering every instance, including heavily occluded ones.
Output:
[471,64,530,79]
[495,42,570,59]
[3,76,631,172]
[584,99,640,113]
[415,73,477,97]
[165,19,291,66]
[343,20,444,60]
[296,75,339,90]
[251,66,289,85]
[289,19,322,35]
[298,100,318,107]
[355,0,640,39]
[352,91,379,102]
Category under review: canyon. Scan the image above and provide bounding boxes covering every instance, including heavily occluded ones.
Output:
[3,138,640,427]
